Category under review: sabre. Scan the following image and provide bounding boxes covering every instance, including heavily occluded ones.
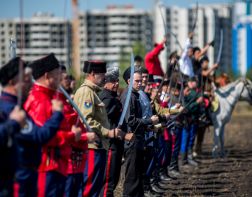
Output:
[158,3,183,51]
[31,75,92,132]
[6,38,17,148]
[216,29,223,64]
[9,38,16,59]
[158,3,185,107]
[191,1,199,33]
[59,85,92,132]
[178,68,185,106]
[117,51,135,127]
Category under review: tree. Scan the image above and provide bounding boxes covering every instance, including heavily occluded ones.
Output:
[226,67,237,81]
[118,41,147,88]
[132,41,146,59]
[246,67,252,80]
[118,46,131,88]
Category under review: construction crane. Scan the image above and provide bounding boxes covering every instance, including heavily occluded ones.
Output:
[71,0,80,80]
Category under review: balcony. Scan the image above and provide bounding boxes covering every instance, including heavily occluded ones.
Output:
[30,26,51,32]
[107,25,129,31]
[107,17,129,23]
[30,41,51,47]
[30,33,50,40]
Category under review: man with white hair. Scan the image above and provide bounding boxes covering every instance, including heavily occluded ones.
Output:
[99,64,132,197]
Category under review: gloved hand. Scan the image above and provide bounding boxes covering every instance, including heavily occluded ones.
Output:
[208,40,215,47]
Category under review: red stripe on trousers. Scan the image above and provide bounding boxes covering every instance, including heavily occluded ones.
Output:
[103,149,112,197]
[171,133,176,153]
[83,149,95,196]
[164,128,169,141]
[37,172,46,197]
[13,182,19,197]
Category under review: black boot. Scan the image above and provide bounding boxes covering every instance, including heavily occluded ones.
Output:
[159,168,172,183]
[168,159,180,178]
[180,152,188,166]
[157,181,170,190]
[151,183,166,194]
[187,150,198,167]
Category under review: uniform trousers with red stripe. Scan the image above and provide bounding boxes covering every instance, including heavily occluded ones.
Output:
[158,134,172,173]
[14,167,37,197]
[38,171,66,197]
[65,173,83,197]
[81,149,107,197]
[169,126,182,171]
[102,140,124,197]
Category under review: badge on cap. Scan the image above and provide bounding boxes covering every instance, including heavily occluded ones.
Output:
[84,101,92,109]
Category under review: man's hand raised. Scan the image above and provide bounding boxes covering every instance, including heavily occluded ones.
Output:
[188,32,194,40]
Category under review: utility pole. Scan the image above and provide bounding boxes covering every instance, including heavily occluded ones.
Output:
[71,0,81,80]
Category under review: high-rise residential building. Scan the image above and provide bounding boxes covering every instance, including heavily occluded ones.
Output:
[0,19,16,66]
[78,5,153,68]
[0,12,71,68]
[154,2,233,73]
[0,3,234,74]
[233,1,252,24]
[232,1,252,76]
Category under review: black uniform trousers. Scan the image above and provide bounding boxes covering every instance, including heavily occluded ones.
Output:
[123,146,144,197]
[102,140,124,197]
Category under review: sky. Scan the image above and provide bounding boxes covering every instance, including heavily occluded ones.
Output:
[0,0,233,19]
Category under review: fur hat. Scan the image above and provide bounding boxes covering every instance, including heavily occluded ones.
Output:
[0,57,27,86]
[29,53,60,80]
[83,61,107,74]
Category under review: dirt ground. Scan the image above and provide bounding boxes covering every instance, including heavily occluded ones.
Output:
[115,102,252,197]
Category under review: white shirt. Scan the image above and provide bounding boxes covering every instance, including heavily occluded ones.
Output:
[179,38,194,77]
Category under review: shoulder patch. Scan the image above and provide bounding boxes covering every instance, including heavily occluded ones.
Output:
[84,101,92,109]
[21,120,33,134]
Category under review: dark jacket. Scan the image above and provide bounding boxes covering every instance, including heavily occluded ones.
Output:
[184,89,201,121]
[120,88,152,149]
[99,89,122,129]
[99,88,126,148]
[0,91,63,180]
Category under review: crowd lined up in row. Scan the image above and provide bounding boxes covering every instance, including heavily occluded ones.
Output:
[0,32,231,197]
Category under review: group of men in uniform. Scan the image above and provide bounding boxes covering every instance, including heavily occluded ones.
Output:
[0,29,222,197]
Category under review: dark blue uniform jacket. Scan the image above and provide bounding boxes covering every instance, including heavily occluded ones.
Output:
[0,91,63,180]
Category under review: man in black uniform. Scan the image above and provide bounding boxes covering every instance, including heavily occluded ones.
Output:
[121,67,158,197]
[99,65,132,197]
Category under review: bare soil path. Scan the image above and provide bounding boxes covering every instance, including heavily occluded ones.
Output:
[115,103,252,197]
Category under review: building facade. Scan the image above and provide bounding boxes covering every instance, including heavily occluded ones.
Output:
[232,1,252,76]
[154,2,233,73]
[78,5,153,68]
[0,13,71,68]
[0,3,234,74]
[232,16,252,76]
